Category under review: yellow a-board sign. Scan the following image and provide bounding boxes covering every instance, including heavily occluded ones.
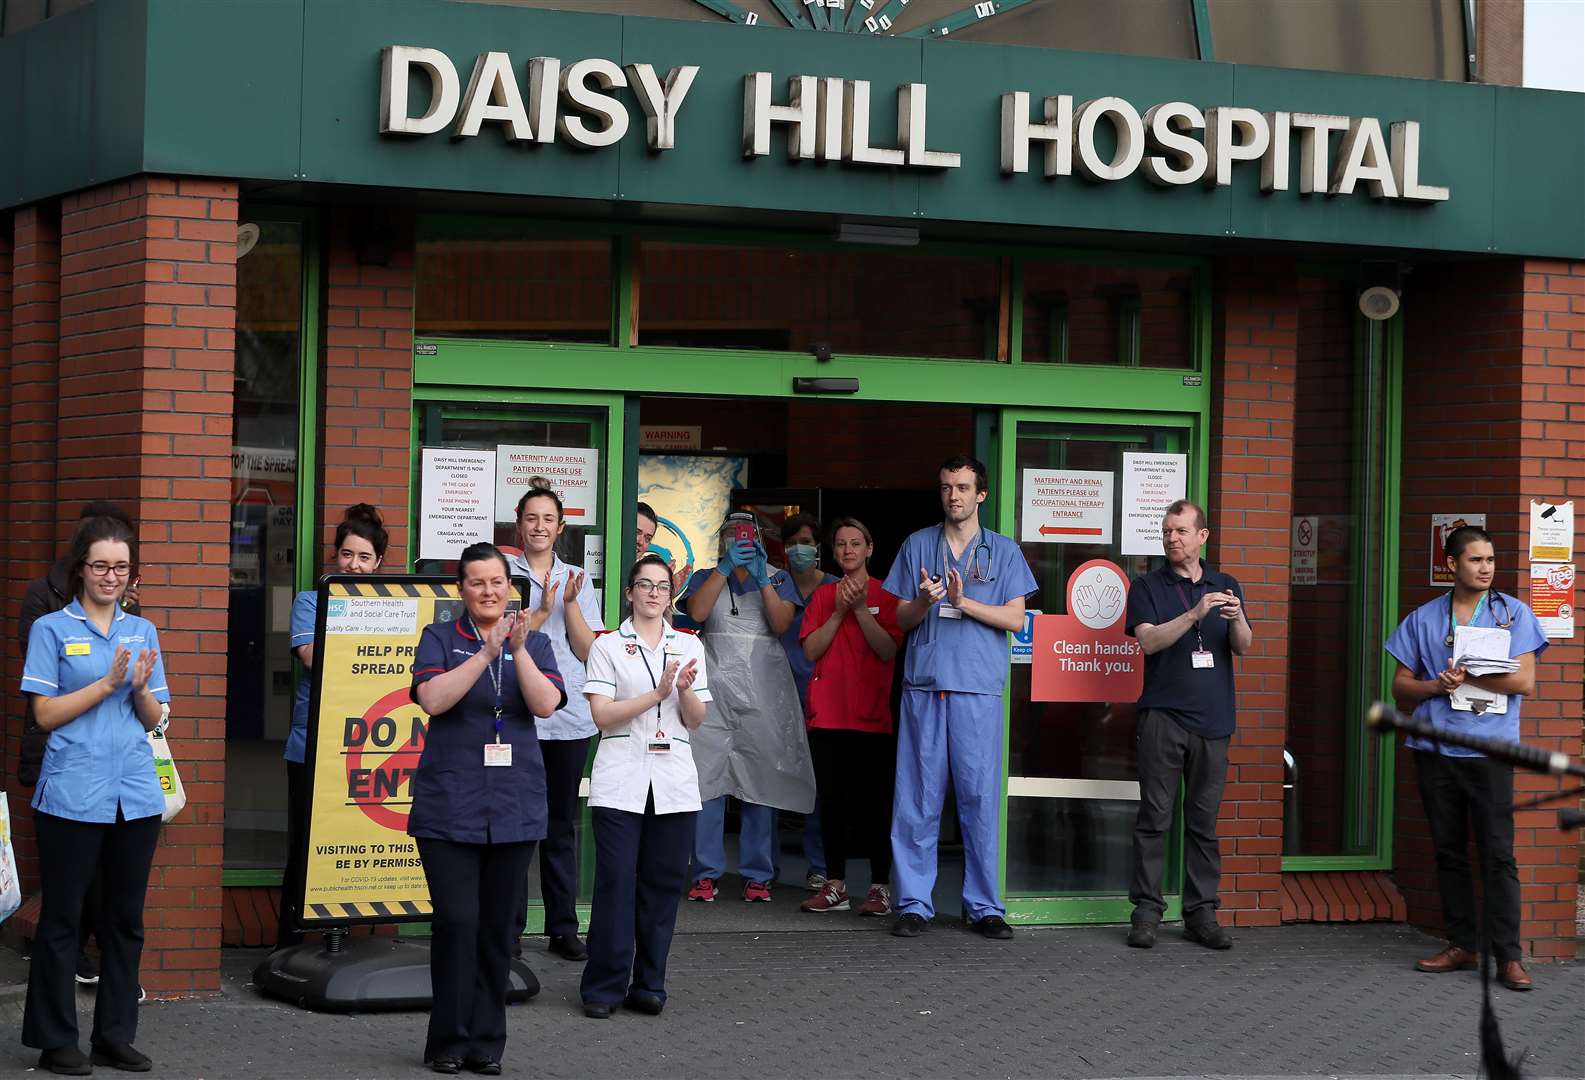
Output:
[299,574,523,926]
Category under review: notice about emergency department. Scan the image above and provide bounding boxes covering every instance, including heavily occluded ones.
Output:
[301,578,459,922]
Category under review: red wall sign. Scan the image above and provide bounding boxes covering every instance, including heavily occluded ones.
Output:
[1031,559,1144,702]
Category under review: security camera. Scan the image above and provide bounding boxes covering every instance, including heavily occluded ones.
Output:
[1358,285,1400,322]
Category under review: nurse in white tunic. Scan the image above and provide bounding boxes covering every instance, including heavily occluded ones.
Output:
[579,555,710,1019]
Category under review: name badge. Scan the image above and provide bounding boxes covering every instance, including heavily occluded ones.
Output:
[1191,650,1215,670]
[484,742,513,767]
[647,738,672,755]
[938,604,963,620]
[867,606,880,615]
[65,642,92,656]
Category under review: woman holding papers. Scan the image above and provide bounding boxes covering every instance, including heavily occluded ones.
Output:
[1384,525,1547,992]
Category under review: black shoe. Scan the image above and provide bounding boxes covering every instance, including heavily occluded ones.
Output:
[1183,921,1233,950]
[624,990,665,1015]
[90,1041,151,1072]
[1126,920,1158,949]
[891,912,928,938]
[463,1058,502,1075]
[548,933,588,961]
[74,950,100,985]
[582,1001,613,1019]
[429,1057,463,1075]
[38,1046,93,1076]
[970,915,1014,940]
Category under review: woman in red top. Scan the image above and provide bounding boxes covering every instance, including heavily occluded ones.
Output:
[797,518,904,917]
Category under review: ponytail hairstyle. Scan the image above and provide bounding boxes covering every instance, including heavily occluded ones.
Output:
[67,515,138,600]
[336,503,389,560]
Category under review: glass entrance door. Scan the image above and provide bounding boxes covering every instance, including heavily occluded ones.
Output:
[998,411,1196,922]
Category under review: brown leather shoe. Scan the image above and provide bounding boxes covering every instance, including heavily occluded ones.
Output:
[1498,960,1533,991]
[1415,945,1479,973]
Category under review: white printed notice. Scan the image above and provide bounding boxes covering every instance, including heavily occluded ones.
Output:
[1528,500,1574,563]
[419,448,495,561]
[1120,453,1188,556]
[1021,470,1113,544]
[495,445,600,526]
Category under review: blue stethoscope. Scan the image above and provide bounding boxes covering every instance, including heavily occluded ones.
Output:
[1444,590,1514,648]
[938,526,994,584]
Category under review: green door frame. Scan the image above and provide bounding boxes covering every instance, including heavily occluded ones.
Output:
[995,408,1200,924]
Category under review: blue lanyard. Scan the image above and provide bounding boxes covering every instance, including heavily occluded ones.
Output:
[1445,592,1489,649]
[467,617,507,737]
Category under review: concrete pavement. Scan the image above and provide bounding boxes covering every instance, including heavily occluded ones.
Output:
[1,920,1580,1079]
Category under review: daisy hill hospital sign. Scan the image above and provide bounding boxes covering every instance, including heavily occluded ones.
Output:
[381,46,1450,203]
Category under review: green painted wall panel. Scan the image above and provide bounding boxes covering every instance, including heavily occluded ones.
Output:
[1227,65,1495,253]
[917,41,1235,238]
[1,0,1580,259]
[142,0,302,179]
[616,18,923,220]
[0,0,147,208]
[1490,86,1585,259]
[296,2,621,199]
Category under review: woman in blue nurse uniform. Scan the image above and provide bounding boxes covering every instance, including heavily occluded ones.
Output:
[579,555,709,1018]
[21,515,170,1076]
[278,502,388,950]
[882,455,1036,941]
[409,543,565,1075]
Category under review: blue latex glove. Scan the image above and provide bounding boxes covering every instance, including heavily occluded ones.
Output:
[716,539,754,576]
[748,541,770,587]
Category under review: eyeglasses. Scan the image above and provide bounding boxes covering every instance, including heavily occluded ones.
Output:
[630,580,673,595]
[85,561,133,578]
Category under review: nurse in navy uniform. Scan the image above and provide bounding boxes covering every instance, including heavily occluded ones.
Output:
[409,543,565,1075]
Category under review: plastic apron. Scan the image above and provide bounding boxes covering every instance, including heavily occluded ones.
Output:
[692,581,816,813]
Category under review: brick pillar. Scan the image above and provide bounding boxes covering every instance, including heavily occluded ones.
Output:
[5,205,63,887]
[321,210,415,565]
[1208,257,1297,927]
[0,223,13,790]
[57,177,238,994]
[1514,258,1583,960]
[1398,258,1582,962]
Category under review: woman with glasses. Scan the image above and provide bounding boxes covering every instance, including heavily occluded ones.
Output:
[579,555,709,1018]
[20,515,170,1076]
[278,503,388,949]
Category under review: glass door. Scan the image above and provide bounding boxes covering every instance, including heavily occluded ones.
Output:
[410,389,626,928]
[998,410,1197,922]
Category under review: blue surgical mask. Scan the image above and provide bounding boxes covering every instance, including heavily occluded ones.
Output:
[786,544,819,571]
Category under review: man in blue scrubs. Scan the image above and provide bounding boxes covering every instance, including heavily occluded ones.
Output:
[883,455,1036,940]
[1124,500,1251,951]
[1385,525,1546,991]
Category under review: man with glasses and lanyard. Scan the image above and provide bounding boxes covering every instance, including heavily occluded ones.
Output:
[1125,499,1250,951]
[883,455,1036,940]
[1384,525,1546,991]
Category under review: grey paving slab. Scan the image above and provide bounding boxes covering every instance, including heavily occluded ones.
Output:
[1,923,1580,1080]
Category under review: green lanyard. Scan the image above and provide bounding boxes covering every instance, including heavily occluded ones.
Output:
[1445,591,1487,648]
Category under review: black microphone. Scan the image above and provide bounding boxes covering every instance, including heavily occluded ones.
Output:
[1560,809,1585,830]
[1367,702,1585,778]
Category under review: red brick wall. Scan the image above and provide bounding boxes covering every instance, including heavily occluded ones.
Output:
[0,181,238,994]
[0,225,12,791]
[321,212,416,567]
[1397,257,1582,961]
[3,207,63,881]
[1208,257,1297,926]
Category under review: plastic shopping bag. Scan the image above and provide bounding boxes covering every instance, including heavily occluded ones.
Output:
[148,725,186,823]
[0,792,21,923]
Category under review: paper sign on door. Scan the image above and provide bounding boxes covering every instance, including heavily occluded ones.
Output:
[1031,560,1143,702]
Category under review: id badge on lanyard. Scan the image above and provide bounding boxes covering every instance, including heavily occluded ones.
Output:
[477,625,513,766]
[1174,583,1215,671]
[641,647,672,753]
[935,526,976,621]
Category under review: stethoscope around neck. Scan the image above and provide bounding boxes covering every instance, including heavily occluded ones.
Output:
[1445,590,1514,648]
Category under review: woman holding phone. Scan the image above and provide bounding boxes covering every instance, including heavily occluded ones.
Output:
[20,515,170,1075]
[409,543,565,1075]
[579,554,709,1018]
[278,503,388,949]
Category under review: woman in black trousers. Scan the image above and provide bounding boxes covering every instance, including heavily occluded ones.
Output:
[410,543,565,1074]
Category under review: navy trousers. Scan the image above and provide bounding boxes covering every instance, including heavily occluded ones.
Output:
[580,796,695,1006]
[514,736,590,942]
